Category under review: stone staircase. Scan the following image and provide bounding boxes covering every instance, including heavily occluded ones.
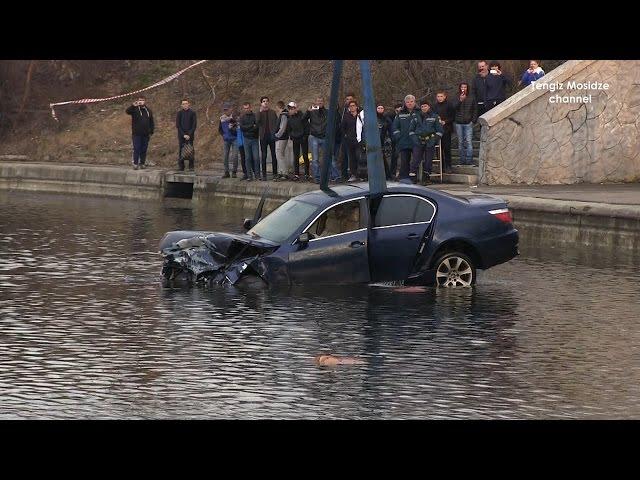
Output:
[444,137,480,185]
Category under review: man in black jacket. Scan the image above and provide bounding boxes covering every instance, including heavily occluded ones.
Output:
[471,60,513,117]
[176,98,197,171]
[434,91,456,173]
[125,96,154,170]
[257,96,278,181]
[239,102,260,181]
[452,82,478,165]
[303,96,340,183]
[340,100,361,182]
[471,60,490,117]
[338,93,357,180]
[286,102,309,180]
[385,102,402,179]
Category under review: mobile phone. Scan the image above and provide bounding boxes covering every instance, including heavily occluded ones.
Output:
[490,69,497,74]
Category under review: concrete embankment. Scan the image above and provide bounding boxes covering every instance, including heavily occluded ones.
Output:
[494,195,640,252]
[0,162,165,200]
[1,161,639,252]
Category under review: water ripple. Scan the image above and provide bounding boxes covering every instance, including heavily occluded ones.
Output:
[0,191,639,419]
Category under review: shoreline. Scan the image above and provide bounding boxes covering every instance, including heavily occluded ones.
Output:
[1,160,639,252]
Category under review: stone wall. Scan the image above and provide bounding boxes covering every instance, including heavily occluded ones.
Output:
[478,60,640,185]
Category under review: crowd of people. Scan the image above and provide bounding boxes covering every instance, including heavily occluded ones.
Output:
[125,60,545,185]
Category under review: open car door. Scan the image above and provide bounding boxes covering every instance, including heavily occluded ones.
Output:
[368,193,436,282]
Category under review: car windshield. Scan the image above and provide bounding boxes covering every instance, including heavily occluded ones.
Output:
[248,198,318,243]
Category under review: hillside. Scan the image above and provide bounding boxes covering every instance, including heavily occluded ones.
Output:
[0,60,563,168]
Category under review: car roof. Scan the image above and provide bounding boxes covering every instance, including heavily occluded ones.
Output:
[293,182,460,208]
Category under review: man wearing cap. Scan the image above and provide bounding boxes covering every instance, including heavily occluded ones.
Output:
[286,101,310,180]
[218,102,239,178]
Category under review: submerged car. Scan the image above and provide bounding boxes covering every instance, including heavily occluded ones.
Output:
[159,182,518,288]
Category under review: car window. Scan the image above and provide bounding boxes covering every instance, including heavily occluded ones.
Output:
[414,198,436,223]
[374,195,435,227]
[307,200,361,239]
[249,199,318,243]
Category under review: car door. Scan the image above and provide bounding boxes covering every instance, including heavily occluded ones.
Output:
[368,194,436,282]
[288,198,370,284]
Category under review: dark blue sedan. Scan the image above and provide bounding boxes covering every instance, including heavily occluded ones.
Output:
[159,182,519,288]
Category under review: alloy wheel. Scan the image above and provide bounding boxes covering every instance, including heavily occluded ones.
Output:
[436,255,474,287]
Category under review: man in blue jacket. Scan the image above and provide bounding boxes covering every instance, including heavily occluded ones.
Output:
[391,95,421,180]
[218,102,238,178]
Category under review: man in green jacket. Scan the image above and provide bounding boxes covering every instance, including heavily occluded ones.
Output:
[391,94,421,180]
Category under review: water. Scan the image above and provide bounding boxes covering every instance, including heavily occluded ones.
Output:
[1,190,639,419]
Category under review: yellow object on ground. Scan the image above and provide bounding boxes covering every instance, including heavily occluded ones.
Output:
[300,152,312,165]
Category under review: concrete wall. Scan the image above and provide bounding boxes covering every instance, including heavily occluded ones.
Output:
[479,60,640,185]
[1,161,639,251]
[0,162,164,199]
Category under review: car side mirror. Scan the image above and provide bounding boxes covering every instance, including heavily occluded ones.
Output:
[243,218,253,230]
[297,232,312,245]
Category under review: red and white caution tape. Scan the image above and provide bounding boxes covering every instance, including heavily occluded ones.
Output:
[49,59,208,121]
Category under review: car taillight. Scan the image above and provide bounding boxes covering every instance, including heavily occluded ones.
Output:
[489,208,513,224]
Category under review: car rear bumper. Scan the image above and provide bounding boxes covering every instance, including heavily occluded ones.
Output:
[477,228,519,269]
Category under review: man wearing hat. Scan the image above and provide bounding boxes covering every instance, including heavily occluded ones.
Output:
[286,101,310,180]
[218,101,239,178]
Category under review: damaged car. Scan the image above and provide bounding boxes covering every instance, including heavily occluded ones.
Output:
[159,182,519,288]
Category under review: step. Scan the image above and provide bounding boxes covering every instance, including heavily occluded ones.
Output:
[451,151,479,159]
[451,140,481,148]
[441,172,478,185]
[451,165,478,176]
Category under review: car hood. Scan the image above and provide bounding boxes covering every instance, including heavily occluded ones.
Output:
[158,230,279,252]
[159,230,284,286]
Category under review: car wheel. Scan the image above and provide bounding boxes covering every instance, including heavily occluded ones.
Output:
[434,252,476,288]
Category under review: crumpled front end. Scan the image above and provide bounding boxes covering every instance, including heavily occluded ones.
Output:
[160,232,285,286]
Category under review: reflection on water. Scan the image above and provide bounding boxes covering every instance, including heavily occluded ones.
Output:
[0,191,639,419]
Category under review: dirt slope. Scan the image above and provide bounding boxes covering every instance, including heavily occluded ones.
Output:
[0,60,561,168]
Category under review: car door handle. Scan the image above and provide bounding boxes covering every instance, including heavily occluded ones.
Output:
[406,233,419,240]
[350,241,365,248]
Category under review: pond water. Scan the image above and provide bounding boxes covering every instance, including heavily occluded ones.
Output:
[1,191,639,419]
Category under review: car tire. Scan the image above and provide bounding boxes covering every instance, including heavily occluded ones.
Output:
[433,251,476,288]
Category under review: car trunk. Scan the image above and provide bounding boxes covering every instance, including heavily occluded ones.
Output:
[455,194,507,211]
